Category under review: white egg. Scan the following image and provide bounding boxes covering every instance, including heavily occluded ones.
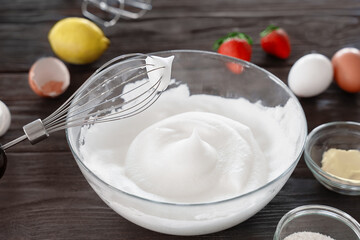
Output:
[0,101,11,137]
[288,53,333,97]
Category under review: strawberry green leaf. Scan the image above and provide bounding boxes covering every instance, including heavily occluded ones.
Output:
[213,32,253,50]
[260,24,279,38]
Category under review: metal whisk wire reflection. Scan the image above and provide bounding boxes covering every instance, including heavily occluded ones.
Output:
[1,53,165,151]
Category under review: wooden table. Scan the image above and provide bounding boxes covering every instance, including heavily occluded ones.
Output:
[1,0,359,239]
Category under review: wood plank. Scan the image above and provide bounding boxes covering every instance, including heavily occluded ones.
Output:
[1,152,358,239]
[0,0,359,72]
[0,0,360,239]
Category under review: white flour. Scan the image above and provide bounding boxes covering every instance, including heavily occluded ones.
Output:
[284,231,336,240]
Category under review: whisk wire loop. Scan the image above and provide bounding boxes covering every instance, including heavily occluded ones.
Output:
[43,53,148,126]
[46,68,164,133]
[2,53,167,149]
[44,62,161,131]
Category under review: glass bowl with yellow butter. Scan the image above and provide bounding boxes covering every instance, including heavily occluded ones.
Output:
[304,121,360,195]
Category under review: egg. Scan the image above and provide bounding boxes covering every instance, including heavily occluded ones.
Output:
[0,101,11,137]
[288,53,333,97]
[331,47,360,93]
[29,57,70,97]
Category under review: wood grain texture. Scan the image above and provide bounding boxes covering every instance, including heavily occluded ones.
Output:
[0,0,359,239]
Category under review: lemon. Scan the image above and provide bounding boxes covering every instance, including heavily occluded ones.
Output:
[48,17,110,64]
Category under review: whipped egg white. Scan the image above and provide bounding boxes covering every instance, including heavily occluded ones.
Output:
[124,111,267,203]
[79,81,302,204]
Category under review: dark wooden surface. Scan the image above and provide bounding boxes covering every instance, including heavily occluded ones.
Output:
[1,0,360,239]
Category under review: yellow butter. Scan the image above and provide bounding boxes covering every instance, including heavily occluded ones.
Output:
[321,148,360,181]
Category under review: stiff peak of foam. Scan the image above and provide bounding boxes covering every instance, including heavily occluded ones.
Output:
[145,55,174,92]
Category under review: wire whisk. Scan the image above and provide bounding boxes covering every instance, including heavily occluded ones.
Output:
[0,53,172,178]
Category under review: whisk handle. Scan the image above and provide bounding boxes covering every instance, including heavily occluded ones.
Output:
[0,119,48,179]
[0,134,27,179]
[1,119,48,150]
[0,145,7,179]
[23,119,49,144]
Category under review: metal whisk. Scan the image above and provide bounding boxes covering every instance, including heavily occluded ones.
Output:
[0,53,168,178]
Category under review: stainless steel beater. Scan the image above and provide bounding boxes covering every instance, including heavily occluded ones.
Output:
[0,53,167,178]
[82,0,152,27]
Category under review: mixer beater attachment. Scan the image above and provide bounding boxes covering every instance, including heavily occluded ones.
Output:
[82,0,152,27]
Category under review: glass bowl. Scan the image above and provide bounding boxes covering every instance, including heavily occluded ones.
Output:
[66,50,307,235]
[273,205,360,240]
[304,121,360,195]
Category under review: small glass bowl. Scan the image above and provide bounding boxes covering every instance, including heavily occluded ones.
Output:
[304,121,360,195]
[273,205,360,240]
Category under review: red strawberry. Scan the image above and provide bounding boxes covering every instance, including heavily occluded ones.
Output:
[213,32,253,61]
[260,25,291,59]
[213,32,252,74]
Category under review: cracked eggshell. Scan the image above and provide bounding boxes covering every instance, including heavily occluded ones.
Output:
[288,53,333,97]
[29,57,70,98]
[0,101,11,137]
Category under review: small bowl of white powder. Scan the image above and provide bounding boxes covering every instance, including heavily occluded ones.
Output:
[66,50,307,235]
[274,205,360,240]
[304,121,360,195]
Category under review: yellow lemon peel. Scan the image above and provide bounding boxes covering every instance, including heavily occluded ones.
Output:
[48,17,110,64]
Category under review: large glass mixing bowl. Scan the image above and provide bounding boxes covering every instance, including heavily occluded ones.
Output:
[66,50,307,235]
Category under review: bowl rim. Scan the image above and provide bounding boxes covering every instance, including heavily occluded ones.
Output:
[304,121,360,188]
[65,49,308,207]
[273,204,360,239]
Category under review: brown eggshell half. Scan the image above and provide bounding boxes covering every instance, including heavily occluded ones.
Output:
[331,47,360,93]
[29,57,70,97]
